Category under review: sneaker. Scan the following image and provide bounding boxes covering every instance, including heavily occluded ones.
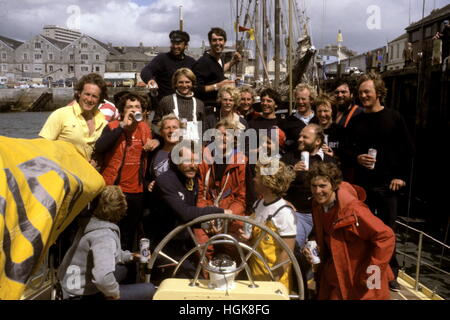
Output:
[389,279,401,292]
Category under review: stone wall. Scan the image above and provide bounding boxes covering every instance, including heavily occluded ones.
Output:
[0,87,151,112]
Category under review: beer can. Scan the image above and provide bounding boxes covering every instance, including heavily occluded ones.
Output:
[132,111,143,122]
[301,151,310,170]
[305,240,321,264]
[368,148,377,169]
[243,222,253,238]
[139,238,151,263]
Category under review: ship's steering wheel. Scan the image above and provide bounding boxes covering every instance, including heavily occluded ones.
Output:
[145,213,305,300]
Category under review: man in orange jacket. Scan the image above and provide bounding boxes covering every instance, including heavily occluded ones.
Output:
[305,162,395,300]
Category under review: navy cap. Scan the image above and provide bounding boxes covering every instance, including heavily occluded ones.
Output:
[169,30,190,43]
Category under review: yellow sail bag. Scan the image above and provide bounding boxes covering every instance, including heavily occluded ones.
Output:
[0,137,105,300]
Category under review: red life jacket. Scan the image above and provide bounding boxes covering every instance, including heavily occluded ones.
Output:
[101,120,152,193]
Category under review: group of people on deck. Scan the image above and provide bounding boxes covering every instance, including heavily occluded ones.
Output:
[37,26,415,300]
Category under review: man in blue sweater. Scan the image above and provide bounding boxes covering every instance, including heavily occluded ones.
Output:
[150,141,230,277]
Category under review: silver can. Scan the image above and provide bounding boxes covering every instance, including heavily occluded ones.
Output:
[305,240,321,264]
[132,111,143,122]
[368,148,377,169]
[243,222,253,238]
[301,151,310,170]
[324,134,329,146]
[139,238,151,263]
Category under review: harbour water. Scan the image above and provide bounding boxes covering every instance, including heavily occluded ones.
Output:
[0,112,51,139]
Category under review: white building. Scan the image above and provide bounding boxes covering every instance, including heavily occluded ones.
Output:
[43,25,82,44]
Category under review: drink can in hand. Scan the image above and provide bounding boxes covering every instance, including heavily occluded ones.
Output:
[368,148,377,169]
[301,151,310,170]
[305,240,321,264]
[132,111,143,122]
[139,238,151,263]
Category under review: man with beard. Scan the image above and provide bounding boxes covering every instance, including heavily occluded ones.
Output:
[140,30,195,102]
[192,27,241,110]
[333,80,363,128]
[344,73,415,292]
[152,141,232,270]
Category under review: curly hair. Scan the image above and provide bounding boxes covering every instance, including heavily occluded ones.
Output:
[294,83,318,101]
[239,86,256,99]
[307,162,343,191]
[259,87,281,107]
[217,85,240,108]
[117,92,148,115]
[256,160,295,197]
[357,72,387,102]
[93,185,127,224]
[74,73,108,104]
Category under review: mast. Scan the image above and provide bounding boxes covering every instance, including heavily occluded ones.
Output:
[262,0,268,85]
[179,5,183,31]
[288,0,293,114]
[274,0,281,88]
[254,0,260,83]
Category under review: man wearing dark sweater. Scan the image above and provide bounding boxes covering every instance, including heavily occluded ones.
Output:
[151,142,230,265]
[281,124,336,249]
[140,30,195,101]
[192,27,241,109]
[344,73,415,292]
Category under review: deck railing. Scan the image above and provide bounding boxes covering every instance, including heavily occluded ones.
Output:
[395,220,449,298]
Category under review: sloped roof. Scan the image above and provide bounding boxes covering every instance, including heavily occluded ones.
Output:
[107,51,152,62]
[87,36,122,55]
[406,4,450,31]
[40,35,70,49]
[389,33,408,44]
[0,35,23,49]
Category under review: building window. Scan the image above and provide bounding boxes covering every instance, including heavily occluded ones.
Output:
[1,64,7,71]
[49,65,54,72]
[24,65,28,71]
[69,66,74,72]
[390,46,394,61]
[396,44,399,59]
[96,54,100,61]
[81,43,88,49]
[49,53,53,60]
[1,53,6,60]
[35,42,41,49]
[425,26,432,38]
[95,66,100,72]
[411,30,421,42]
[24,53,28,60]
[81,66,89,72]
[70,54,74,60]
[133,62,137,69]
[35,54,42,60]
[81,54,88,60]
[120,62,125,70]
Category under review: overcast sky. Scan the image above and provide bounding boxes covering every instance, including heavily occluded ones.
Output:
[0,0,448,54]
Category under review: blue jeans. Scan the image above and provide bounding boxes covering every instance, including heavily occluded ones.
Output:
[295,212,313,249]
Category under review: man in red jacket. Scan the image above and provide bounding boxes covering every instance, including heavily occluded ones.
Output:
[95,93,159,251]
[305,162,395,300]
